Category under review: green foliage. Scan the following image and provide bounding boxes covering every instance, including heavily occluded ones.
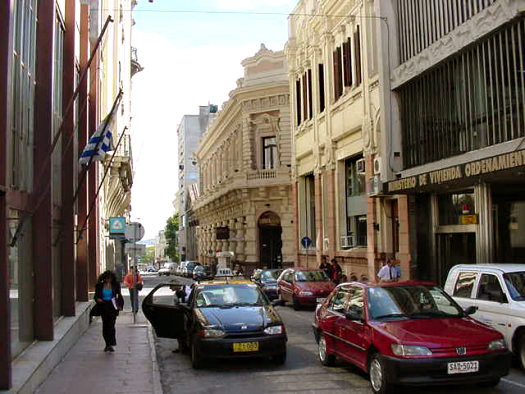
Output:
[164,213,180,262]
[141,246,155,264]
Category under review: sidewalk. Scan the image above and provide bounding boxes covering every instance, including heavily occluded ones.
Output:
[35,311,162,394]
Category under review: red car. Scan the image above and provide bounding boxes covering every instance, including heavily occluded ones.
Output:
[313,281,511,394]
[277,267,335,309]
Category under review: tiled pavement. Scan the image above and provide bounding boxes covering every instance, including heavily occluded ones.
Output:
[35,311,162,394]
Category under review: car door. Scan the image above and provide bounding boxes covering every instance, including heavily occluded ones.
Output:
[450,271,479,310]
[473,273,513,342]
[279,270,294,301]
[142,284,188,339]
[334,285,368,369]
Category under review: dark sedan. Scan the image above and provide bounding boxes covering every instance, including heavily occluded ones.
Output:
[142,280,287,369]
[252,269,283,300]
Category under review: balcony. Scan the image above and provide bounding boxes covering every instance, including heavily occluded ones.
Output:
[131,46,144,77]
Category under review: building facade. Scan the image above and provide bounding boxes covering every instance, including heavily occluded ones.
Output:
[155,229,167,265]
[0,0,139,389]
[378,0,525,284]
[287,0,404,281]
[194,45,293,273]
[176,105,217,262]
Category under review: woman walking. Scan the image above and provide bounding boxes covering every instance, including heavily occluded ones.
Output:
[94,270,124,352]
[123,266,143,313]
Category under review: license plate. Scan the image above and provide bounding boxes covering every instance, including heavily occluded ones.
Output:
[447,361,479,374]
[233,342,259,352]
[316,297,326,303]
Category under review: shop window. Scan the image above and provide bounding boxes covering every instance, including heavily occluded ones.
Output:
[438,190,476,225]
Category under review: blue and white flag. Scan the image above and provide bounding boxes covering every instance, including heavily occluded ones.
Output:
[79,118,115,166]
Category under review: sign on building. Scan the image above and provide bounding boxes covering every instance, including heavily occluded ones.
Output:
[109,217,126,239]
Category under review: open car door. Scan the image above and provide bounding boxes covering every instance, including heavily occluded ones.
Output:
[142,283,187,339]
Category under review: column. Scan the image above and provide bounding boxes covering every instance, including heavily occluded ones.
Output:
[476,183,493,263]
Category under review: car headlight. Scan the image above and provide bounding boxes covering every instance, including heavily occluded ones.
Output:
[201,329,225,338]
[299,291,313,296]
[391,344,432,356]
[488,339,507,351]
[264,325,284,335]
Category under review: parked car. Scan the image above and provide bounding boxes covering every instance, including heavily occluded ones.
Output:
[183,261,197,277]
[176,261,187,276]
[158,262,176,276]
[252,269,283,300]
[444,263,525,369]
[277,267,335,310]
[314,281,512,394]
[142,280,287,368]
[146,265,157,272]
[193,265,213,281]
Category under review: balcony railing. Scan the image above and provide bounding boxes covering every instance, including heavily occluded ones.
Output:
[246,168,277,180]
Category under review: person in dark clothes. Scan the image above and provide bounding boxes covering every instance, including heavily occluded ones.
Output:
[319,256,333,279]
[94,270,124,352]
[331,258,343,284]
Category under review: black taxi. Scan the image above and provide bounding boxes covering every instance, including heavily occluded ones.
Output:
[142,279,287,368]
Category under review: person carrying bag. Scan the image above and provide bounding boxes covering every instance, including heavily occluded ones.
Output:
[94,270,124,352]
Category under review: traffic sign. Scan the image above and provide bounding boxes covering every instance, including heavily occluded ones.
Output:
[125,243,146,256]
[301,236,312,249]
[125,222,145,242]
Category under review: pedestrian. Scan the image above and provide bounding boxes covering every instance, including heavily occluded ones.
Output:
[393,260,402,281]
[377,258,397,282]
[319,256,333,279]
[94,270,124,352]
[331,258,342,284]
[123,266,143,313]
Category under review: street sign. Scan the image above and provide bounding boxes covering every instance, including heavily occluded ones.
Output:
[125,243,146,256]
[109,217,126,239]
[125,222,145,242]
[301,236,312,249]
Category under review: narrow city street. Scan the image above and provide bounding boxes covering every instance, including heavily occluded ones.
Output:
[139,274,525,394]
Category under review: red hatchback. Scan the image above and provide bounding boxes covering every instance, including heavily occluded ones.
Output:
[277,267,335,309]
[313,281,512,394]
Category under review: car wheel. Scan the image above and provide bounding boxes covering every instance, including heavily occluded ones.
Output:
[272,351,286,365]
[191,340,203,369]
[292,295,300,310]
[369,353,391,394]
[518,334,525,370]
[318,334,335,366]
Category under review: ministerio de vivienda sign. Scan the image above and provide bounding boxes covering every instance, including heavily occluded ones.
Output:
[387,149,525,193]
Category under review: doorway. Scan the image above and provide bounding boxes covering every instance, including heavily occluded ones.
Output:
[436,233,476,285]
[258,211,282,269]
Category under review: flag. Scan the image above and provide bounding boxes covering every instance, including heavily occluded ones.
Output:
[79,115,115,166]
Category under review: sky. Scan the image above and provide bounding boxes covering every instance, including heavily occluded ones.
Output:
[130,0,298,240]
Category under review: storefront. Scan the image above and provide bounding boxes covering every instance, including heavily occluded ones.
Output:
[387,149,525,285]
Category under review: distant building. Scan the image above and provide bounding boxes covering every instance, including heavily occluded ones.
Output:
[176,105,217,261]
[155,230,167,264]
[194,44,293,273]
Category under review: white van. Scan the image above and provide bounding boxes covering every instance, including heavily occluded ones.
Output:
[444,264,525,369]
[158,262,177,276]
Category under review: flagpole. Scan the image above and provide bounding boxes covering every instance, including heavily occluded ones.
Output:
[9,15,114,247]
[76,126,129,244]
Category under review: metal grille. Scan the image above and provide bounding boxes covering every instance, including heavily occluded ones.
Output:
[400,17,525,169]
[397,0,497,63]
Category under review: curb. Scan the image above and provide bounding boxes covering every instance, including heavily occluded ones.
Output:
[147,321,163,394]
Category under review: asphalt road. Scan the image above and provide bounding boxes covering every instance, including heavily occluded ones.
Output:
[138,273,525,394]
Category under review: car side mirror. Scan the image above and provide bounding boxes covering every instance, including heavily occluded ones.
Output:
[464,306,478,315]
[345,309,363,322]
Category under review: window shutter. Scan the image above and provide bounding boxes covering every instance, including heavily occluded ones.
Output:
[302,72,307,121]
[318,64,325,112]
[307,69,313,119]
[355,26,362,85]
[343,39,352,87]
[295,79,301,125]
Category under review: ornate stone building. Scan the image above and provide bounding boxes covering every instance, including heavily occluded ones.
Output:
[194,45,294,272]
[287,0,401,281]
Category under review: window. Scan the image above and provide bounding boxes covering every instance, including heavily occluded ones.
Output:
[477,274,505,302]
[354,26,362,85]
[343,38,352,87]
[438,190,475,225]
[295,79,301,126]
[346,157,366,196]
[453,272,477,298]
[307,69,313,119]
[262,136,276,169]
[333,46,343,100]
[318,64,325,112]
[344,157,367,247]
[304,174,316,245]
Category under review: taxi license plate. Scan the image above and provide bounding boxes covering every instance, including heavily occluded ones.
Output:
[233,342,259,352]
[447,361,479,374]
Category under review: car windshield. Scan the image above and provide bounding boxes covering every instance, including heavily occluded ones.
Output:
[368,285,463,320]
[503,271,525,301]
[194,284,266,308]
[261,270,282,281]
[295,270,329,282]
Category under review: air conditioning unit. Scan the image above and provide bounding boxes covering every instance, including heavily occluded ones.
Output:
[340,235,356,249]
[373,157,382,175]
[368,175,383,196]
[356,158,366,174]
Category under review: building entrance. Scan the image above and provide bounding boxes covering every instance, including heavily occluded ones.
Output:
[436,233,476,285]
[258,211,282,269]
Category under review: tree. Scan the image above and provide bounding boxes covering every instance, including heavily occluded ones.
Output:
[164,213,180,262]
[141,246,155,264]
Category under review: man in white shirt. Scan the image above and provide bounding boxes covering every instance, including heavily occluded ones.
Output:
[377,259,397,282]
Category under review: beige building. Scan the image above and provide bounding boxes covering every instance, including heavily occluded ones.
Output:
[194,45,293,272]
[286,0,406,281]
